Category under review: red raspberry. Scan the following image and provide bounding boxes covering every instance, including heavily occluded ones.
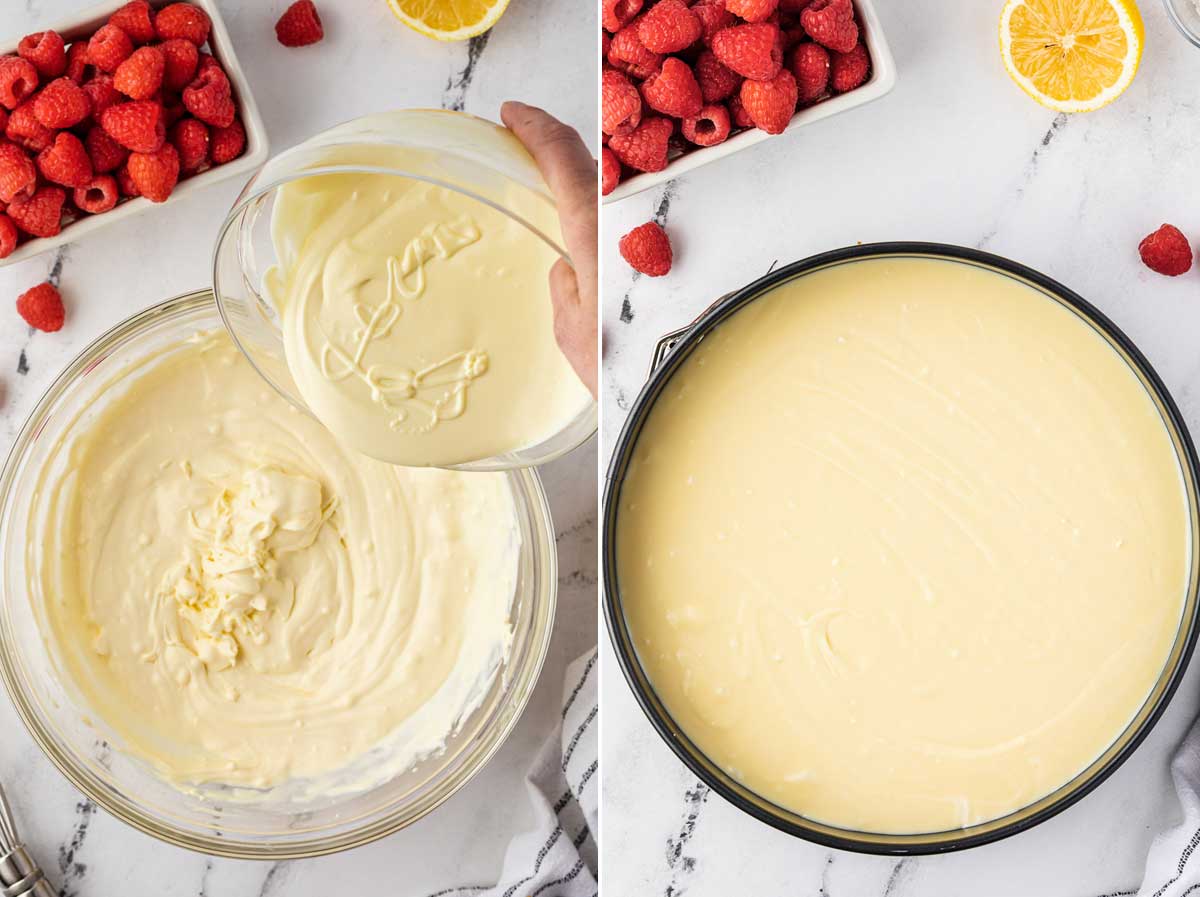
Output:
[693,0,735,45]
[0,214,16,259]
[829,42,869,92]
[159,39,199,92]
[82,73,122,119]
[210,118,244,164]
[0,107,6,134]
[603,0,643,33]
[619,221,672,277]
[7,186,65,238]
[0,57,39,110]
[740,68,797,134]
[681,103,731,146]
[0,143,36,203]
[16,282,65,332]
[603,31,612,58]
[781,25,806,51]
[780,0,815,11]
[6,101,54,152]
[100,100,166,153]
[65,42,91,84]
[727,0,779,22]
[114,46,164,100]
[1139,224,1193,276]
[33,77,91,128]
[790,42,830,103]
[127,142,179,202]
[641,57,703,119]
[74,174,119,213]
[18,31,67,79]
[37,132,93,188]
[608,116,673,172]
[728,93,754,127]
[88,24,134,74]
[694,49,741,102]
[109,1,158,45]
[608,24,663,80]
[183,66,235,128]
[155,3,211,46]
[162,96,186,127]
[85,124,129,172]
[601,146,621,196]
[712,23,782,80]
[800,0,858,53]
[602,68,642,136]
[276,1,325,47]
[196,52,223,77]
[116,162,140,196]
[638,0,702,53]
[170,118,208,171]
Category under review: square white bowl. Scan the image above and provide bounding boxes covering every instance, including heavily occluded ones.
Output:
[604,0,896,204]
[0,0,269,267]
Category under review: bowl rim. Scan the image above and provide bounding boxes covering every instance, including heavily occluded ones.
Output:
[601,241,1200,855]
[0,290,559,859]
[1162,0,1200,49]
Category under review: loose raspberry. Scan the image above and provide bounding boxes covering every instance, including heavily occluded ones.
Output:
[603,0,643,32]
[800,0,858,53]
[7,186,65,238]
[608,25,663,80]
[127,142,179,202]
[116,162,140,196]
[712,23,782,81]
[155,3,211,45]
[276,0,325,47]
[681,103,731,146]
[114,45,164,99]
[16,282,65,332]
[790,42,830,103]
[182,66,235,128]
[65,42,91,84]
[0,143,36,204]
[18,31,66,79]
[728,0,779,22]
[602,68,642,136]
[641,57,703,119]
[728,93,754,127]
[829,42,869,92]
[608,116,673,172]
[85,124,129,172]
[619,221,672,277]
[37,132,93,188]
[638,0,702,53]
[33,77,91,129]
[87,24,134,74]
[0,214,16,259]
[82,73,122,119]
[1139,224,1193,277]
[170,118,208,171]
[209,118,244,164]
[73,174,119,213]
[693,0,735,45]
[695,49,741,103]
[0,57,39,110]
[6,101,54,152]
[109,1,158,45]
[159,39,199,92]
[601,146,621,196]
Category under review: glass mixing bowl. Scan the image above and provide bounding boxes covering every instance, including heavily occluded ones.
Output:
[0,291,558,859]
[212,108,597,472]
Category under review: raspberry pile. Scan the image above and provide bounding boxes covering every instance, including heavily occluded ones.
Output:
[602,0,872,195]
[0,1,248,259]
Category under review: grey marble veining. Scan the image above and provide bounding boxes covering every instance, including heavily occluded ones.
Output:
[0,0,596,893]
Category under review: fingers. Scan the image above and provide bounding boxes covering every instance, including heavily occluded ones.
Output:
[549,257,598,398]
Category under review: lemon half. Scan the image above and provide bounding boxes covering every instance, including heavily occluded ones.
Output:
[386,0,511,41]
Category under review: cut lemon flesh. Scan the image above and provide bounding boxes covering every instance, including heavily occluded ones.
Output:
[386,0,511,40]
[1000,0,1143,113]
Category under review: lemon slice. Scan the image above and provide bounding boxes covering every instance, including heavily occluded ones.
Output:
[386,0,511,40]
[999,0,1143,113]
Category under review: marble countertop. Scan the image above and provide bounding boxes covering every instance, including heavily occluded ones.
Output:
[0,0,596,894]
[601,1,1200,894]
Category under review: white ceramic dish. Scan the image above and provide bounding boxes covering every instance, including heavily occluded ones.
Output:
[604,0,897,204]
[0,0,269,268]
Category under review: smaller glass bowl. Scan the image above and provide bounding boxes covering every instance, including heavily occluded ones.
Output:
[1163,0,1200,47]
[0,292,558,859]
[212,109,597,472]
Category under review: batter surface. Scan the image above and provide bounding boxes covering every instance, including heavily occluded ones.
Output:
[617,257,1191,833]
[38,330,519,791]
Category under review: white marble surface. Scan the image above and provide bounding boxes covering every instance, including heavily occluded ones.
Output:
[0,1,596,894]
[602,1,1200,894]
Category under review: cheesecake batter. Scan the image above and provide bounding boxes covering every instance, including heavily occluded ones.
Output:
[617,257,1191,833]
[264,160,591,467]
[37,330,519,791]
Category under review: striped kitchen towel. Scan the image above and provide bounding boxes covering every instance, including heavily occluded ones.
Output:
[1137,712,1200,896]
[427,650,598,897]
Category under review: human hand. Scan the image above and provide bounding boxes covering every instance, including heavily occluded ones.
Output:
[500,101,598,399]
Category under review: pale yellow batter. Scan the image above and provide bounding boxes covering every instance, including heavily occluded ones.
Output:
[264,155,591,467]
[617,257,1191,834]
[37,330,519,791]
